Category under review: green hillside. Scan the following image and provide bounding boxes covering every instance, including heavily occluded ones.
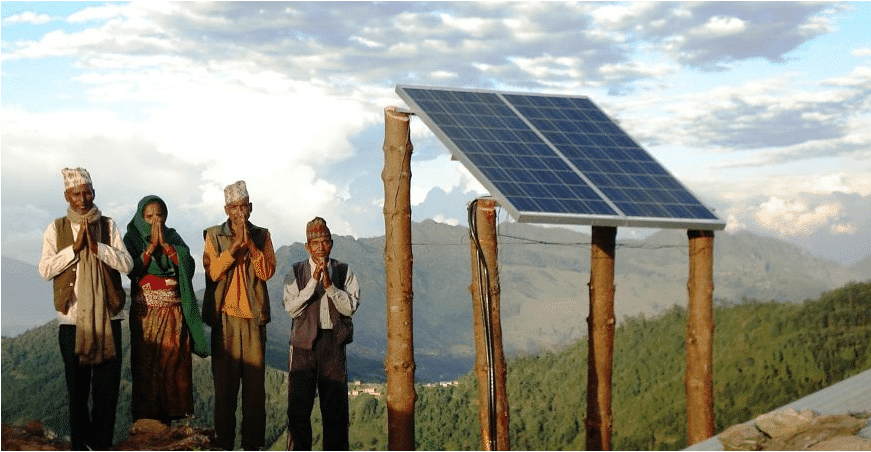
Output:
[358,281,871,450]
[3,282,870,450]
[1,322,289,448]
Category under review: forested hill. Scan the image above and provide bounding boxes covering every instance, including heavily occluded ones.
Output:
[3,282,869,450]
[354,282,871,450]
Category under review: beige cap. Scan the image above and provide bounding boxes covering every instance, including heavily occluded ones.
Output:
[61,167,92,190]
[224,180,249,204]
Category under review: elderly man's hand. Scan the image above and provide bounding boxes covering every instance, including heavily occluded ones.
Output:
[231,222,252,257]
[73,219,87,254]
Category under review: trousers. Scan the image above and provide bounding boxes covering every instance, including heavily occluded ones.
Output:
[58,320,123,451]
[287,329,349,451]
[211,314,266,450]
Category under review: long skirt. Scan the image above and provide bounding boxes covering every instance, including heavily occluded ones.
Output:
[130,281,193,422]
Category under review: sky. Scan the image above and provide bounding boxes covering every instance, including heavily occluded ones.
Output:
[2,1,870,270]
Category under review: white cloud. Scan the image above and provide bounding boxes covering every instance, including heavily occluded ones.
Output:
[691,16,747,37]
[830,223,857,235]
[410,155,463,206]
[430,70,458,80]
[590,3,657,28]
[437,13,495,37]
[796,174,871,197]
[431,214,460,227]
[67,4,128,22]
[509,55,584,80]
[2,1,869,268]
[755,197,842,237]
[724,213,747,234]
[598,61,675,79]
[4,11,54,25]
[349,36,383,49]
[821,66,871,87]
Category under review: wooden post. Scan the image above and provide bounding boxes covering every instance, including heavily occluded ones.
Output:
[686,230,715,444]
[382,106,417,451]
[468,197,510,451]
[586,225,616,451]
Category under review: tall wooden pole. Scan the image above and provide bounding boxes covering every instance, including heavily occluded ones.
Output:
[586,225,617,451]
[468,197,510,451]
[382,106,417,450]
[686,230,715,445]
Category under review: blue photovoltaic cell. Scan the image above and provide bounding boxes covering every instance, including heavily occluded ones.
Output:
[502,93,719,221]
[396,85,724,229]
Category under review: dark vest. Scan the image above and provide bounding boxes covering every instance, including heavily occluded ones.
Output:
[201,222,271,327]
[52,217,126,315]
[290,259,353,350]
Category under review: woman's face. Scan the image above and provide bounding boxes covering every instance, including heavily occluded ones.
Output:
[143,201,166,226]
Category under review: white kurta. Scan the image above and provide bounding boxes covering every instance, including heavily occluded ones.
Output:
[39,217,134,324]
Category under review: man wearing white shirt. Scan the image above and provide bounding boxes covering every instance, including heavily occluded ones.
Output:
[283,217,360,450]
[38,167,133,450]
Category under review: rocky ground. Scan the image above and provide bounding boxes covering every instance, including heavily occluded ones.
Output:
[1,419,219,451]
[718,408,871,451]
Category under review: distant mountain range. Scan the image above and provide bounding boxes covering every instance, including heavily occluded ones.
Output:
[3,221,869,380]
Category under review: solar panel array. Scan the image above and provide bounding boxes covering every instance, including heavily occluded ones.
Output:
[396,85,725,230]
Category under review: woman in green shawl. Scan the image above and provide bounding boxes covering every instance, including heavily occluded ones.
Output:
[124,195,208,424]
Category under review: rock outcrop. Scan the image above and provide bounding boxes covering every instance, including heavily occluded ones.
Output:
[1,419,219,451]
[718,408,871,451]
[1,421,67,451]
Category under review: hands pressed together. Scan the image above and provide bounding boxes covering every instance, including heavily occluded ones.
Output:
[229,220,258,258]
[143,211,175,261]
[72,218,99,255]
[312,258,332,289]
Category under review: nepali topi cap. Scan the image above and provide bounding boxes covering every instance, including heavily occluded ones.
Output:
[224,180,249,204]
[62,167,92,190]
[306,217,332,241]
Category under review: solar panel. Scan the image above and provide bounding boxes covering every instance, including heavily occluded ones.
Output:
[396,85,726,230]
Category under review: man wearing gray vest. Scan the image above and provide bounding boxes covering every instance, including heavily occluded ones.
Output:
[202,180,276,450]
[284,217,360,450]
[39,167,133,450]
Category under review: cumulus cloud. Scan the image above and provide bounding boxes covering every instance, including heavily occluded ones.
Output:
[615,64,871,167]
[755,197,842,237]
[3,11,54,25]
[830,223,857,235]
[660,3,835,69]
[689,16,747,38]
[2,1,869,267]
[410,155,488,207]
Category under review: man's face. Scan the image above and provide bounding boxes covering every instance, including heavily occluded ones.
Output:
[306,237,333,263]
[224,198,252,226]
[64,184,95,215]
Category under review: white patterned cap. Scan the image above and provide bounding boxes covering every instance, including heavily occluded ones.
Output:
[61,167,92,190]
[224,180,249,204]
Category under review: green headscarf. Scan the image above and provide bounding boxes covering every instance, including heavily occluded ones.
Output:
[124,195,209,357]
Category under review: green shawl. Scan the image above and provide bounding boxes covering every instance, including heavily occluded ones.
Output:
[124,195,209,357]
